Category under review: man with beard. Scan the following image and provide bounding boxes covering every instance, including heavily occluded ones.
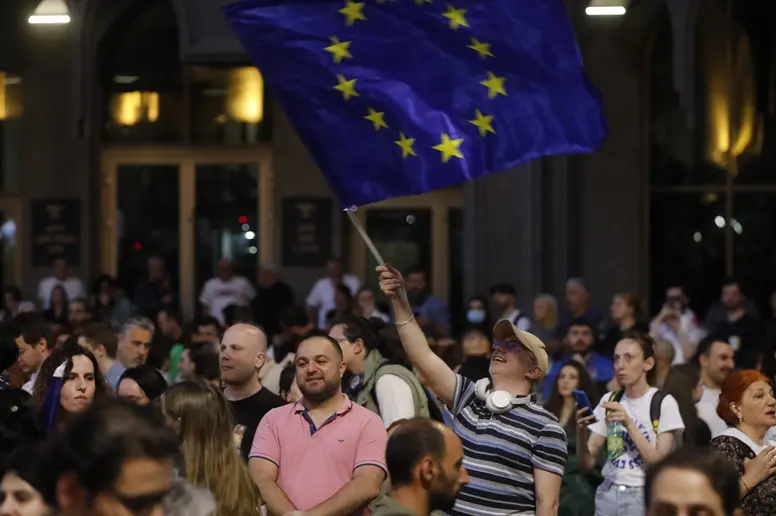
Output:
[704,279,764,369]
[113,317,155,378]
[372,418,468,516]
[250,334,388,516]
[220,323,284,461]
[404,267,450,339]
[542,319,614,399]
[695,335,735,436]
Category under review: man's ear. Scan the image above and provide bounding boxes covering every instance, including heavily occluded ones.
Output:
[526,368,541,381]
[35,338,48,354]
[56,473,86,513]
[255,352,266,371]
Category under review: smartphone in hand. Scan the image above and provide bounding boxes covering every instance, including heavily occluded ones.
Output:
[572,389,597,422]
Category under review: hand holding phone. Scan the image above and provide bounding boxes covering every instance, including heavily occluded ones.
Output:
[572,389,597,423]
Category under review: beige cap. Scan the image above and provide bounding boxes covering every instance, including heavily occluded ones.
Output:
[492,319,550,376]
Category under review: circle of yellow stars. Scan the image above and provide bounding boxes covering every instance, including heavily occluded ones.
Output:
[328,1,507,163]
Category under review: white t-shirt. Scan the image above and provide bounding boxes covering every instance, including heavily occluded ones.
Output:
[589,388,685,487]
[199,276,256,325]
[305,274,361,328]
[374,374,416,428]
[696,386,727,437]
[37,276,86,309]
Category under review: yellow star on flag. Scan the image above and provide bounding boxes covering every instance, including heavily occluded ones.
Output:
[468,38,493,59]
[442,4,468,30]
[395,133,417,158]
[433,133,464,163]
[334,75,359,100]
[481,71,507,99]
[469,109,495,137]
[339,0,366,26]
[365,108,389,131]
[325,36,353,63]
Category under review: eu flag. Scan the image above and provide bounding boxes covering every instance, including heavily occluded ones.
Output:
[224,0,607,207]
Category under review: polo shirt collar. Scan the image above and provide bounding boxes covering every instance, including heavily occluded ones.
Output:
[293,393,353,416]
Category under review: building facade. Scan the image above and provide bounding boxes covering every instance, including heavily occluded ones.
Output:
[1,0,774,319]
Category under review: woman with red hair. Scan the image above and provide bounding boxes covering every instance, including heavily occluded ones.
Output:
[711,369,776,515]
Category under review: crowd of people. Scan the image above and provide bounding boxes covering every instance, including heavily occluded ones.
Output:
[1,254,776,516]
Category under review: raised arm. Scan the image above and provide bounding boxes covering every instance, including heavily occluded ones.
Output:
[377,264,457,407]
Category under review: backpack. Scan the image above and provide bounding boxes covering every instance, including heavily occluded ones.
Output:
[370,362,446,423]
[608,388,665,433]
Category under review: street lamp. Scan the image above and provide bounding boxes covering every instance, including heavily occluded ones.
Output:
[585,0,627,16]
[28,0,71,24]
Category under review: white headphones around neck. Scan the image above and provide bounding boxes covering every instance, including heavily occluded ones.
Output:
[474,378,532,414]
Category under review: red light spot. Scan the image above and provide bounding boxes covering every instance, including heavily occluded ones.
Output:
[238,215,248,224]
[133,242,142,251]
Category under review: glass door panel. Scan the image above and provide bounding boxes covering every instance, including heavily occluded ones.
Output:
[363,209,432,293]
[115,164,181,305]
[0,199,22,292]
[194,164,259,299]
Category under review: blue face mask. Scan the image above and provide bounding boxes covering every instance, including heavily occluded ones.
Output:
[467,309,486,324]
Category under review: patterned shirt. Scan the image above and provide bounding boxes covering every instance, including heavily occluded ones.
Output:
[449,375,568,516]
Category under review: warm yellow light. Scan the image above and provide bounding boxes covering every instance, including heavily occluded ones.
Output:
[28,0,70,24]
[0,73,22,120]
[227,67,264,123]
[704,17,756,173]
[0,73,6,120]
[112,92,160,126]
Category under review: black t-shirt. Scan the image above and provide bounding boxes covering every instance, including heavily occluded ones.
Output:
[715,314,764,369]
[229,387,285,461]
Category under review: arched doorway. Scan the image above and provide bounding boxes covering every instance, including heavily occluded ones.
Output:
[648,0,776,315]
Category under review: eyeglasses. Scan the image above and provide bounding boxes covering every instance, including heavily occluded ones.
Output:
[492,339,523,353]
[110,488,170,515]
[492,339,538,365]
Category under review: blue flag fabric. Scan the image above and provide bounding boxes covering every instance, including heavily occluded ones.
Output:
[224,0,607,207]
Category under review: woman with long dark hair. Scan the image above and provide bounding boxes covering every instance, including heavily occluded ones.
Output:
[1,286,22,322]
[661,364,711,448]
[32,339,107,434]
[544,360,600,516]
[42,285,69,328]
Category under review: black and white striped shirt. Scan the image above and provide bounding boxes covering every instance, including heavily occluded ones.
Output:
[448,375,568,515]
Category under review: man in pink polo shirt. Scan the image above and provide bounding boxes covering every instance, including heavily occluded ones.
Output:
[250,334,388,516]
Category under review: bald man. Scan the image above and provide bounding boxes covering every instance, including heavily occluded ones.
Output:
[220,323,284,461]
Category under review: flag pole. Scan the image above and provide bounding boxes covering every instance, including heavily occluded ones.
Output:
[345,208,386,266]
[344,207,410,306]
